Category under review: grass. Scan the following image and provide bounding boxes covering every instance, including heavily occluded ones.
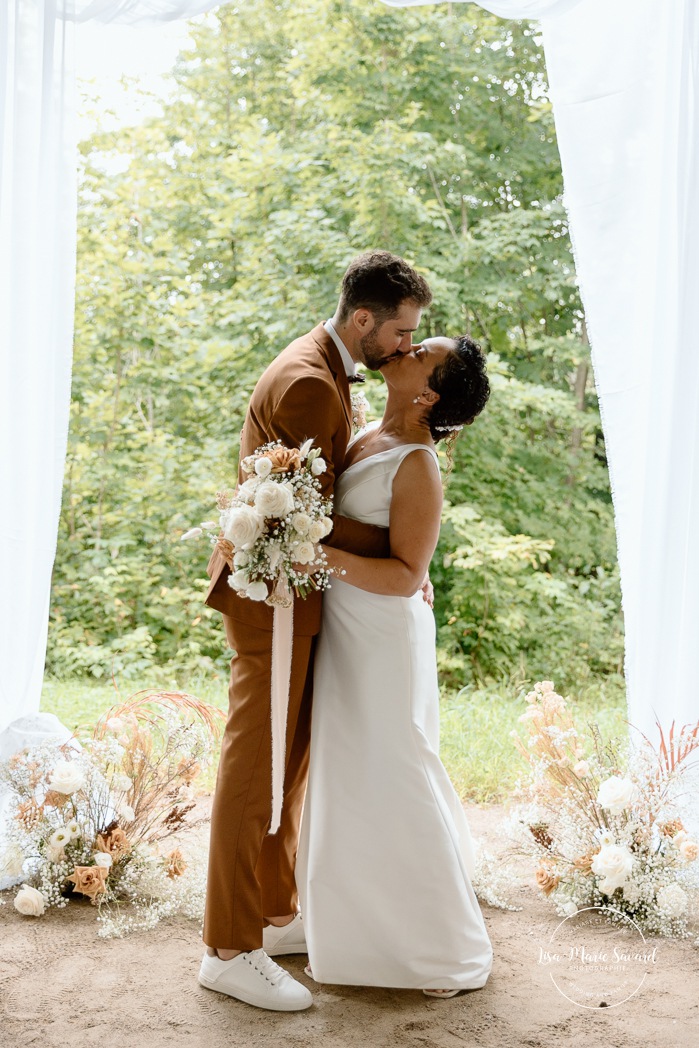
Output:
[41,672,629,806]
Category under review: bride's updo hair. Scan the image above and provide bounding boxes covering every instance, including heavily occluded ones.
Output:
[425,335,490,442]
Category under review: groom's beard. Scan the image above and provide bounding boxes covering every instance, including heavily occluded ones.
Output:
[360,329,399,372]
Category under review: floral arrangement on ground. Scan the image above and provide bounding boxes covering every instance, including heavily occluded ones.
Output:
[0,691,224,937]
[505,680,699,937]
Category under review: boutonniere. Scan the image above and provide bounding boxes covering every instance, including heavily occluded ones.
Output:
[351,389,369,431]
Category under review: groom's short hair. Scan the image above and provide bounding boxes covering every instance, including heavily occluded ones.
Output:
[337,251,432,324]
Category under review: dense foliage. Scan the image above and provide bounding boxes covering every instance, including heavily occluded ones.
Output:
[49,0,623,690]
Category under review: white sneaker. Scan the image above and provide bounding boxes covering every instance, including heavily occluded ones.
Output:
[263,913,307,956]
[198,949,312,1011]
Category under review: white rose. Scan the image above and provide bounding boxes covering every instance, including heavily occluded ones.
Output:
[291,513,312,536]
[233,550,250,569]
[246,581,269,601]
[320,516,333,537]
[48,760,85,795]
[236,478,259,503]
[228,568,251,592]
[311,457,326,476]
[562,900,578,916]
[573,760,590,778]
[1,844,25,878]
[93,852,113,869]
[294,541,316,566]
[591,844,633,894]
[254,480,294,518]
[656,883,689,917]
[222,505,264,548]
[14,884,46,917]
[307,520,326,543]
[254,457,273,479]
[597,775,635,814]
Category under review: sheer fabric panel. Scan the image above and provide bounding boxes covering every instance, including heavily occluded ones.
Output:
[0,0,77,732]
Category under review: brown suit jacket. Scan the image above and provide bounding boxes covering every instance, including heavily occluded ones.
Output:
[204,323,388,635]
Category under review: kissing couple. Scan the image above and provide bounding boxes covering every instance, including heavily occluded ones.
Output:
[199,251,493,1010]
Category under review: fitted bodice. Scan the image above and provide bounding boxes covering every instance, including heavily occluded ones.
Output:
[335,423,440,527]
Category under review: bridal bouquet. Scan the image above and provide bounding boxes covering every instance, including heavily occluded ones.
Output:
[184,438,333,605]
[507,681,699,937]
[0,692,223,937]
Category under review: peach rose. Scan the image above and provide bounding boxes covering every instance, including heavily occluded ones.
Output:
[573,851,597,874]
[535,865,560,896]
[679,839,699,862]
[95,826,131,861]
[67,865,109,902]
[164,848,187,879]
[266,447,302,473]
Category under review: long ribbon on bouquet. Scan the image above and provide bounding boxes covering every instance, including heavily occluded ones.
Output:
[268,577,294,835]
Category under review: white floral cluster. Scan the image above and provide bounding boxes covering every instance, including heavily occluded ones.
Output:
[222,438,333,602]
[508,681,699,937]
[95,841,208,939]
[470,844,523,912]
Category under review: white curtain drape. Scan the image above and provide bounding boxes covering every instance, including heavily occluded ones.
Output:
[0,0,224,736]
[386,0,699,745]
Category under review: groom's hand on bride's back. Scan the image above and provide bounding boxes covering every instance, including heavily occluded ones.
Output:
[420,573,434,608]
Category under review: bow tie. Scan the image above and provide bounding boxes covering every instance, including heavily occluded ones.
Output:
[348,373,366,384]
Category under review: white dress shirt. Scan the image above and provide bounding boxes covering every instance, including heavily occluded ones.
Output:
[324,319,361,380]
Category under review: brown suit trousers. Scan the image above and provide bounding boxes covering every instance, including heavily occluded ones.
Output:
[202,324,387,950]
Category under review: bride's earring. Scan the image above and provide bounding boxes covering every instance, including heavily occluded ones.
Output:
[413,396,421,403]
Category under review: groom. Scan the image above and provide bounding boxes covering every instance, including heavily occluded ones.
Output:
[199,251,432,1011]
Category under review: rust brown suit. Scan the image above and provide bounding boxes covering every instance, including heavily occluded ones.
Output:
[203,323,386,950]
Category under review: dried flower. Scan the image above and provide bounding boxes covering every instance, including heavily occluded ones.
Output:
[529,822,553,849]
[15,800,43,829]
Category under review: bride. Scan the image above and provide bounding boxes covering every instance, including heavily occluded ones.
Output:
[296,334,493,997]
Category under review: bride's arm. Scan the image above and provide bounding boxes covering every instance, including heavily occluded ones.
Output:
[321,450,442,597]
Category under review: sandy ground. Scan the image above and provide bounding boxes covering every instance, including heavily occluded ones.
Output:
[2,803,698,1048]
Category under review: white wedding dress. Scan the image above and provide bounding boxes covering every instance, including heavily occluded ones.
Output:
[296,427,493,990]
